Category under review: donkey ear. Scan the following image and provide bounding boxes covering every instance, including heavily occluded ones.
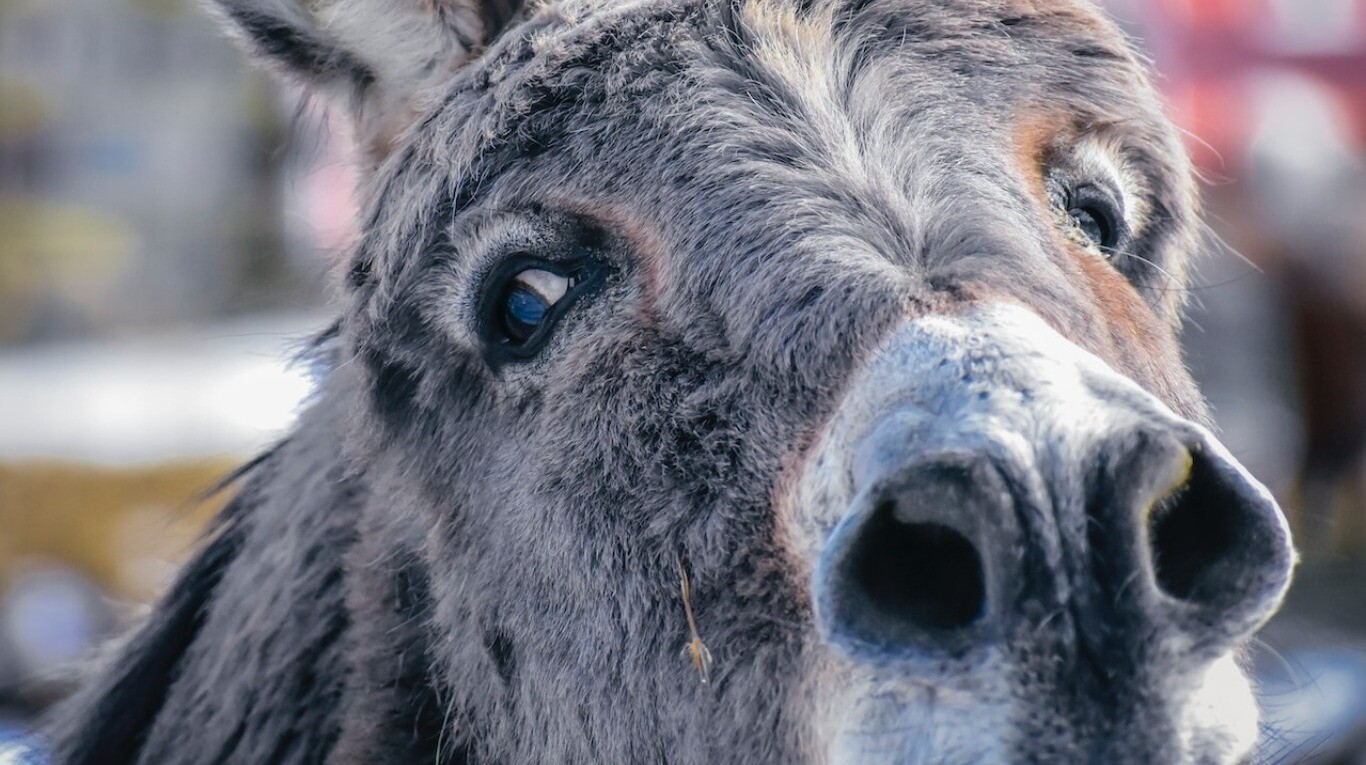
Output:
[210,0,525,159]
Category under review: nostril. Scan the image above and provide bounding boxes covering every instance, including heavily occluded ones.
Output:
[1148,448,1281,608]
[852,509,985,631]
[840,501,986,636]
[817,453,1011,658]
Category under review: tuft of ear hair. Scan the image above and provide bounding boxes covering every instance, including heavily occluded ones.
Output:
[210,0,525,161]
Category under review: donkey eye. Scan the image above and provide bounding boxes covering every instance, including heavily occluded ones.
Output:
[480,256,602,361]
[499,268,574,344]
[1065,185,1128,257]
[1069,206,1114,251]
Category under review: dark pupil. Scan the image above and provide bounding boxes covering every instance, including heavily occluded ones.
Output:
[1070,206,1111,250]
[502,285,550,343]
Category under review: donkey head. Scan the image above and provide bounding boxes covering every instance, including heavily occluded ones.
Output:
[215,0,1294,762]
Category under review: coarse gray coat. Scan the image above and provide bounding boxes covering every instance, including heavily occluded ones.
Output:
[49,0,1296,763]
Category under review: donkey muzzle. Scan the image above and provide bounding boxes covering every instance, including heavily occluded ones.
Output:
[801,303,1293,725]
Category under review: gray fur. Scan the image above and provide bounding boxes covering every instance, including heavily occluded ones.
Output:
[49,0,1292,763]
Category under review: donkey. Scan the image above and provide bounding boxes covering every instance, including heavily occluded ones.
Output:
[49,0,1296,762]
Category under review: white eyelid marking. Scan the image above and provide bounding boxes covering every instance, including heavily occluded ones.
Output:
[1072,136,1153,240]
[516,268,572,304]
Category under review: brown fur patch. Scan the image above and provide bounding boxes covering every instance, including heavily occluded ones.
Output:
[1003,110,1192,410]
[1010,110,1070,208]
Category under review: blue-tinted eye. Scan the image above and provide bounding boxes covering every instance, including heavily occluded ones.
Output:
[504,286,549,340]
[482,255,607,364]
[496,267,574,346]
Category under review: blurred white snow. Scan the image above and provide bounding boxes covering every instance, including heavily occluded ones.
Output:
[0,313,323,465]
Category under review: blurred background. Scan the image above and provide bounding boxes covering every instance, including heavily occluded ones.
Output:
[0,0,1364,761]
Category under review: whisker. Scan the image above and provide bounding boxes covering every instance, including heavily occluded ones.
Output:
[1108,245,1186,290]
[1198,218,1262,274]
[1104,231,1262,296]
[1248,636,1300,685]
[1178,126,1233,186]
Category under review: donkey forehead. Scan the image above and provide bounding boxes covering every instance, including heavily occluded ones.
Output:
[412,0,1165,184]
[355,0,1190,369]
[362,0,1184,296]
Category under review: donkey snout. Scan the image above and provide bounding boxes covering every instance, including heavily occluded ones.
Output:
[814,425,1294,666]
[805,304,1295,677]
